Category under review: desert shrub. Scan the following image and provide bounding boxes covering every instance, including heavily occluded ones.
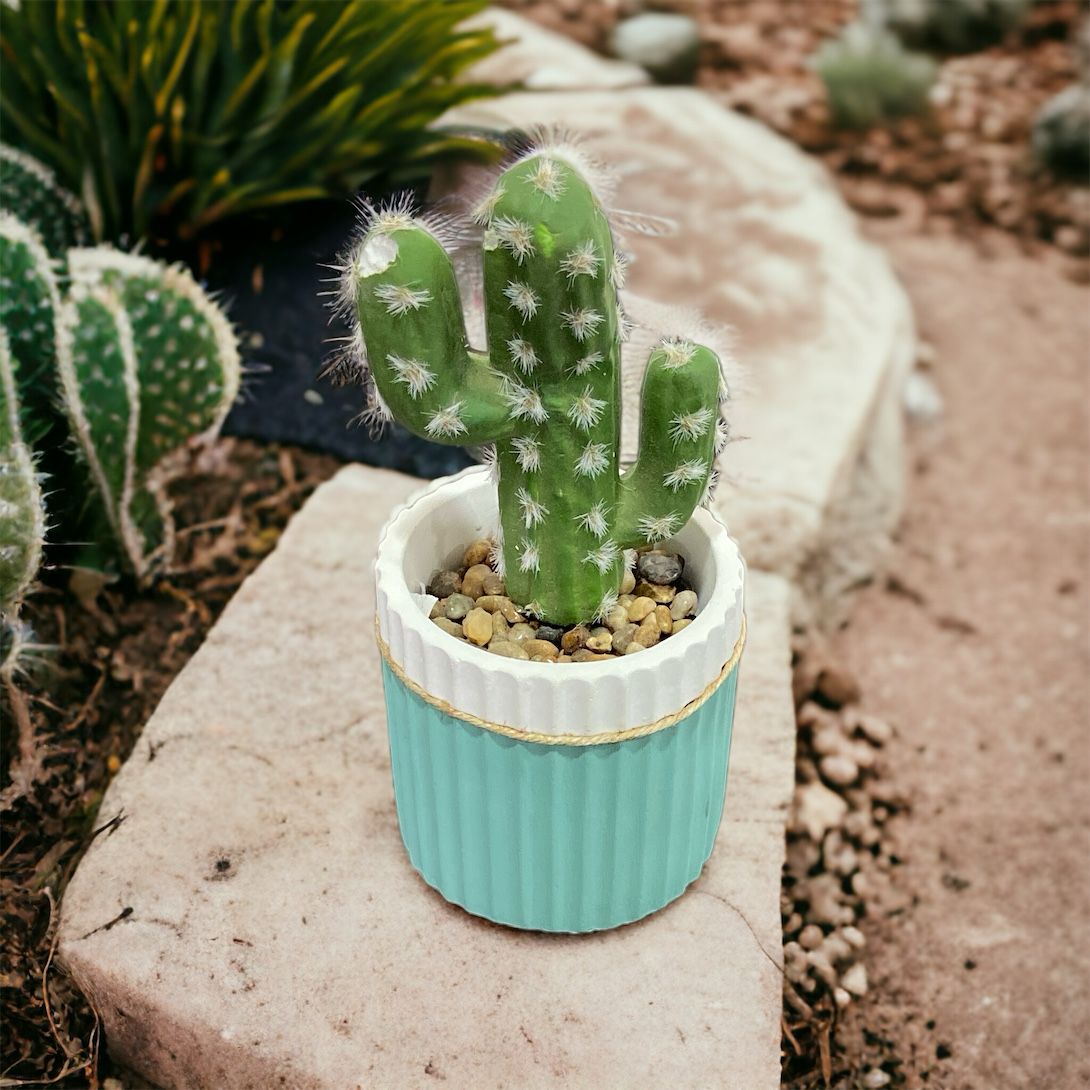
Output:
[0,0,504,246]
[871,0,1029,54]
[814,22,937,130]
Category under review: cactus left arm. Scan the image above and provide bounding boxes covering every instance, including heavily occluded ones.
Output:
[616,341,721,547]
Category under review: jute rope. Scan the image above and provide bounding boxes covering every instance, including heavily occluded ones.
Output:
[374,614,746,747]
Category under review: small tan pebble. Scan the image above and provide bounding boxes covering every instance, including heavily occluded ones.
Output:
[557,653,572,663]
[816,664,861,708]
[618,593,634,609]
[524,639,559,659]
[620,569,636,595]
[476,593,514,615]
[427,569,462,598]
[612,622,639,653]
[462,608,493,646]
[654,605,672,635]
[841,963,868,998]
[507,622,536,645]
[429,599,446,619]
[481,572,506,597]
[443,593,475,621]
[853,712,894,745]
[432,617,465,639]
[799,924,824,950]
[842,926,866,950]
[627,596,656,622]
[623,642,645,655]
[604,604,630,632]
[489,641,529,660]
[634,581,675,604]
[670,589,697,620]
[820,754,859,787]
[561,624,590,653]
[461,564,494,600]
[586,627,613,652]
[571,648,610,662]
[834,987,852,1009]
[634,616,661,647]
[463,540,492,567]
[492,612,509,639]
[672,618,692,634]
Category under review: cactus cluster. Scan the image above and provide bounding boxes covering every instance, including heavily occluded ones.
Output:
[0,146,241,585]
[342,143,729,626]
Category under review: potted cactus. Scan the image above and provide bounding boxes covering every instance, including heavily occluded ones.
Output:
[343,141,746,932]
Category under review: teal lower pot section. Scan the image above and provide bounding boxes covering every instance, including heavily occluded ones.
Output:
[380,660,740,933]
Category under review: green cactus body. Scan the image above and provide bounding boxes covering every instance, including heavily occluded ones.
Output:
[0,213,61,447]
[57,250,241,577]
[0,145,88,259]
[0,327,45,616]
[350,150,723,625]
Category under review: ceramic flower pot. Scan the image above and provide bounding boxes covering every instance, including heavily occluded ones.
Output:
[374,467,746,933]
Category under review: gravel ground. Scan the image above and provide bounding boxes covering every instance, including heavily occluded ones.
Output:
[822,222,1090,1089]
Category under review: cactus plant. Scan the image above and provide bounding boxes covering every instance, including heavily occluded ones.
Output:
[343,146,728,626]
[0,213,63,447]
[0,145,88,260]
[54,249,241,578]
[0,327,46,618]
[814,22,936,130]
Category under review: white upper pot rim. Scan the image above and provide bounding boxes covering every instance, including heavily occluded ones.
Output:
[374,467,745,737]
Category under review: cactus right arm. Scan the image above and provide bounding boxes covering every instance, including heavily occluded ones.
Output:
[352,224,511,444]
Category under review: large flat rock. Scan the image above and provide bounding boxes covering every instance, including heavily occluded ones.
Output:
[58,466,796,1090]
[437,85,916,624]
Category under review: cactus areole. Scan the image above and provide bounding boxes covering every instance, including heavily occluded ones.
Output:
[346,147,728,626]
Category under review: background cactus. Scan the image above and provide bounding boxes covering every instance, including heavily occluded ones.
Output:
[345,147,727,625]
[0,145,88,260]
[56,250,241,578]
[0,327,46,619]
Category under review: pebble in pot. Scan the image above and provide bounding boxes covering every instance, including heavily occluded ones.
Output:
[609,13,701,84]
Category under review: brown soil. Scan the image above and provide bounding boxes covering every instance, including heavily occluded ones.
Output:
[502,0,1090,262]
[1,440,341,1085]
[818,224,1090,1088]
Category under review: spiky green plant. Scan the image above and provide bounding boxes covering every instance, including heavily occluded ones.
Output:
[814,22,937,130]
[55,250,241,577]
[0,0,504,247]
[0,145,89,260]
[342,146,728,626]
[0,327,46,619]
[0,213,63,448]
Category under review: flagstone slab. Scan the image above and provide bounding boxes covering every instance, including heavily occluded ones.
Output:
[437,85,916,625]
[58,465,795,1090]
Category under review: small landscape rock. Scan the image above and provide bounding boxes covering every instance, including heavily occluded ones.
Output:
[841,962,868,998]
[816,664,861,707]
[798,924,824,950]
[427,570,462,598]
[561,625,590,653]
[634,581,676,604]
[429,599,445,619]
[637,550,684,585]
[854,712,894,745]
[620,569,636,595]
[432,617,465,640]
[443,593,475,621]
[609,12,701,84]
[462,539,491,567]
[571,648,610,662]
[820,754,859,787]
[535,624,564,646]
[481,572,506,597]
[461,564,493,599]
[861,1071,890,1089]
[463,608,493,646]
[476,595,522,622]
[507,622,536,645]
[791,781,849,842]
[903,370,944,424]
[604,604,630,632]
[586,627,613,652]
[612,622,639,653]
[654,605,672,635]
[489,641,529,660]
[623,642,646,655]
[492,613,509,639]
[627,596,656,622]
[634,616,661,647]
[523,639,559,660]
[670,590,697,620]
[834,987,852,1009]
[672,618,692,634]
